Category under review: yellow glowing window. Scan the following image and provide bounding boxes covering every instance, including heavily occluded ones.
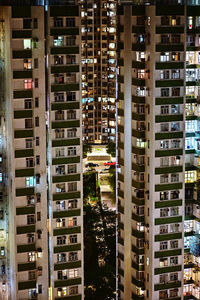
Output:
[172,18,176,26]
[185,170,197,183]
[24,59,32,70]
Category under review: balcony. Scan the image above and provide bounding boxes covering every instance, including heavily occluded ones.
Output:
[15,148,34,158]
[54,243,81,254]
[52,173,80,183]
[51,65,79,74]
[54,260,81,271]
[13,70,32,79]
[156,43,184,52]
[154,265,182,275]
[53,226,81,236]
[16,225,35,234]
[54,277,81,288]
[17,243,35,253]
[155,183,182,192]
[155,79,184,88]
[154,280,181,291]
[51,120,80,129]
[16,206,35,215]
[13,49,32,59]
[156,26,184,34]
[18,262,36,272]
[155,232,182,241]
[53,209,81,219]
[50,27,79,36]
[18,280,36,290]
[53,191,80,201]
[132,276,145,288]
[52,138,80,147]
[13,89,33,99]
[155,248,182,258]
[51,46,79,55]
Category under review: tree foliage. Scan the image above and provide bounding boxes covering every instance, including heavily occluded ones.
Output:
[106,141,116,157]
[83,142,92,158]
[84,201,116,300]
[108,166,116,201]
[83,172,97,200]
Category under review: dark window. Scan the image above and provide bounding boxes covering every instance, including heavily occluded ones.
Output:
[23,18,32,29]
[161,16,169,25]
[25,119,33,128]
[35,117,39,127]
[38,285,42,294]
[36,174,40,184]
[37,212,41,221]
[35,78,39,88]
[36,137,39,146]
[36,193,41,203]
[36,155,40,165]
[54,17,63,27]
[35,97,39,108]
[66,18,75,27]
[33,18,38,29]
[34,59,38,69]
[24,99,32,109]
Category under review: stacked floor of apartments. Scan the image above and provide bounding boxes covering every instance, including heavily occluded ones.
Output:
[80,0,117,144]
[117,1,200,300]
[0,1,83,299]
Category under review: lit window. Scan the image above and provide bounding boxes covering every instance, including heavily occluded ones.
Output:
[28,252,35,262]
[136,138,145,148]
[0,173,3,182]
[24,79,32,89]
[188,16,193,29]
[68,269,78,278]
[68,217,77,227]
[160,52,169,62]
[0,247,5,256]
[56,200,65,211]
[54,36,64,47]
[23,39,31,49]
[24,59,32,70]
[185,170,197,183]
[26,177,35,187]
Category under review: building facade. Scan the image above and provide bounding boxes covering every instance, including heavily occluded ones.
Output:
[0,1,83,300]
[117,1,200,300]
[80,0,117,144]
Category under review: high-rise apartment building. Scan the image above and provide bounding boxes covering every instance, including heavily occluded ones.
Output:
[117,1,200,299]
[80,0,117,144]
[0,1,83,299]
[47,2,83,299]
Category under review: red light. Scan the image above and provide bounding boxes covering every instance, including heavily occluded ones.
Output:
[104,162,116,166]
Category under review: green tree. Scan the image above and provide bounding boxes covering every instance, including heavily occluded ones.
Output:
[83,172,97,200]
[108,165,116,201]
[83,142,92,158]
[84,201,116,300]
[106,141,116,157]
